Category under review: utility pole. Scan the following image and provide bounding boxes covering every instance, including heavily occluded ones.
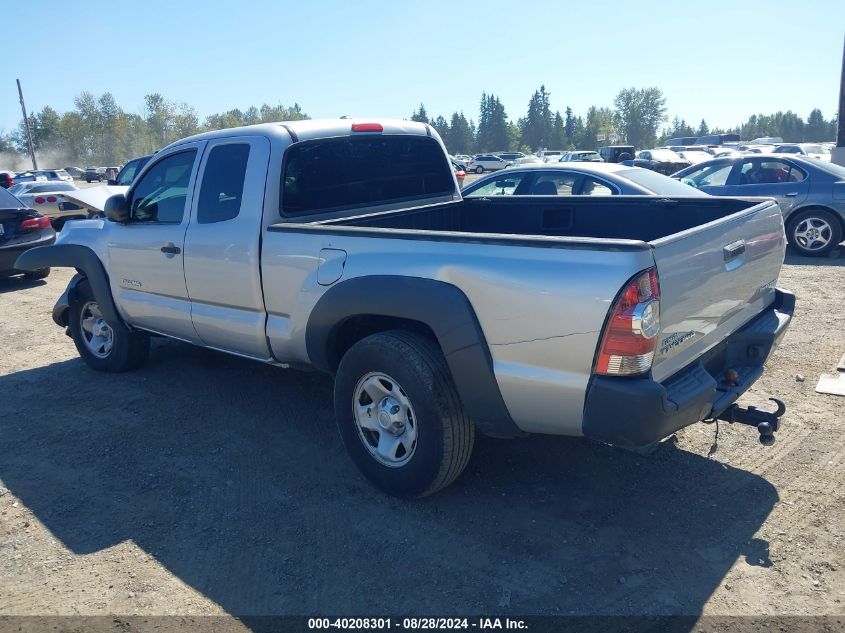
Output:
[833,36,845,166]
[16,79,38,171]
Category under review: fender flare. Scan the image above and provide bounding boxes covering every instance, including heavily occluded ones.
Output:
[15,244,123,326]
[306,275,522,438]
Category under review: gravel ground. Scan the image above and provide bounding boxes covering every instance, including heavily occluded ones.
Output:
[0,244,843,621]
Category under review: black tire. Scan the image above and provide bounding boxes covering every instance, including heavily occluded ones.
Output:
[334,330,475,498]
[24,268,50,280]
[786,208,842,257]
[475,165,484,174]
[68,279,150,372]
[85,179,91,183]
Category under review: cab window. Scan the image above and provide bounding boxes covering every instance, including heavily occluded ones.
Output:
[197,144,250,223]
[129,150,196,223]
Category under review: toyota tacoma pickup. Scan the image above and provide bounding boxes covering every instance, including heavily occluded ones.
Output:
[16,119,794,497]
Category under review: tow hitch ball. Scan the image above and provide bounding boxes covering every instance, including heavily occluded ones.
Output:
[716,398,786,446]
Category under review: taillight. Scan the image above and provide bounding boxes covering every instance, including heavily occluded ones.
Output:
[595,268,660,376]
[34,196,46,204]
[47,196,57,203]
[456,171,465,178]
[20,216,52,230]
[351,122,383,133]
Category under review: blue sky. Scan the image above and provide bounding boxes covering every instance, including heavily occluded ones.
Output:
[4,0,844,133]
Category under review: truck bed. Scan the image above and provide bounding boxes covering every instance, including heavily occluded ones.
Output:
[315,196,761,243]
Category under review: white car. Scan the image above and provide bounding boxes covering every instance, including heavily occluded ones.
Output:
[467,154,510,173]
[773,143,831,162]
[560,151,603,162]
[9,181,84,228]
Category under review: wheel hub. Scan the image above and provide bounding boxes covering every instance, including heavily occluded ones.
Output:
[353,373,418,467]
[377,397,405,434]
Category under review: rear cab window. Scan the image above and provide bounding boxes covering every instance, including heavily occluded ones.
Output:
[281,135,454,217]
[197,144,250,223]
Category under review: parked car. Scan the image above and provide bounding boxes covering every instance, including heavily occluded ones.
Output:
[537,150,565,162]
[17,118,792,498]
[14,172,47,183]
[677,150,712,165]
[673,154,845,256]
[0,171,15,188]
[496,152,525,162]
[598,146,635,163]
[559,151,602,163]
[631,149,690,175]
[772,143,831,161]
[9,181,84,230]
[64,166,85,180]
[31,169,73,183]
[462,162,706,197]
[451,161,465,186]
[0,187,55,280]
[109,155,152,186]
[84,167,107,183]
[508,155,544,167]
[467,154,510,173]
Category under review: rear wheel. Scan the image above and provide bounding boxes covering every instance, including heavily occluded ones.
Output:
[334,330,475,498]
[68,280,150,372]
[475,165,484,174]
[787,208,842,257]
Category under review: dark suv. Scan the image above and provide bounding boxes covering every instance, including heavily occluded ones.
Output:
[84,167,107,183]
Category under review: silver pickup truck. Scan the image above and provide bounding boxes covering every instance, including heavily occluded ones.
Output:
[16,119,794,497]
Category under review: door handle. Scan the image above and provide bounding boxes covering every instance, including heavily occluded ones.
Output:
[160,243,181,255]
[723,239,746,261]
[784,192,799,197]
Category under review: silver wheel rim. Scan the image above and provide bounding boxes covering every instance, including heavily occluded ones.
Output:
[80,301,114,358]
[793,217,832,252]
[352,372,418,467]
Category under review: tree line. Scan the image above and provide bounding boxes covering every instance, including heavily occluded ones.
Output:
[0,86,838,168]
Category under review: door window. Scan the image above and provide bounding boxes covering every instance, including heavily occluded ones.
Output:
[197,144,251,223]
[463,172,528,197]
[129,150,196,223]
[683,163,733,187]
[580,177,616,196]
[530,172,578,195]
[738,159,806,186]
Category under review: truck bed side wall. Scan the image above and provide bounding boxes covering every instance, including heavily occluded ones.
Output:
[261,229,655,435]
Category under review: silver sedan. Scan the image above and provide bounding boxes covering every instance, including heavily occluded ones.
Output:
[673,154,845,257]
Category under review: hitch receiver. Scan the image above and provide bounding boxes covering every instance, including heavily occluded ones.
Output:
[716,398,786,446]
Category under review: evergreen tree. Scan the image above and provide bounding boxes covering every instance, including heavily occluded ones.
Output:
[410,103,429,124]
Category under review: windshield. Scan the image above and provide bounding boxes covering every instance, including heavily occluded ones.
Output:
[617,168,707,196]
[0,187,25,208]
[802,144,829,154]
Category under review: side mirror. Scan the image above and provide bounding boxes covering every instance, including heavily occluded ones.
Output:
[104,193,130,223]
[107,179,118,186]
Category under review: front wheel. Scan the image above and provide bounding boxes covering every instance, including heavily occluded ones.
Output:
[24,267,50,280]
[786,209,842,257]
[68,280,150,372]
[334,331,475,498]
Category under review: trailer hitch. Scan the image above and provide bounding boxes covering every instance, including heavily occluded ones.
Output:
[716,398,786,446]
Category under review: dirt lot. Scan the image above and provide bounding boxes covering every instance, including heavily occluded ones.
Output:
[0,244,844,621]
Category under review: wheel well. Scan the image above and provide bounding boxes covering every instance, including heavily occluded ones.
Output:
[327,315,440,372]
[786,205,845,234]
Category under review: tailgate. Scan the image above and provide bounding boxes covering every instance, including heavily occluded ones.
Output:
[649,199,786,383]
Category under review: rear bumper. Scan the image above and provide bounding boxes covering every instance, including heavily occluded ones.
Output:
[582,289,794,449]
[0,232,56,274]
